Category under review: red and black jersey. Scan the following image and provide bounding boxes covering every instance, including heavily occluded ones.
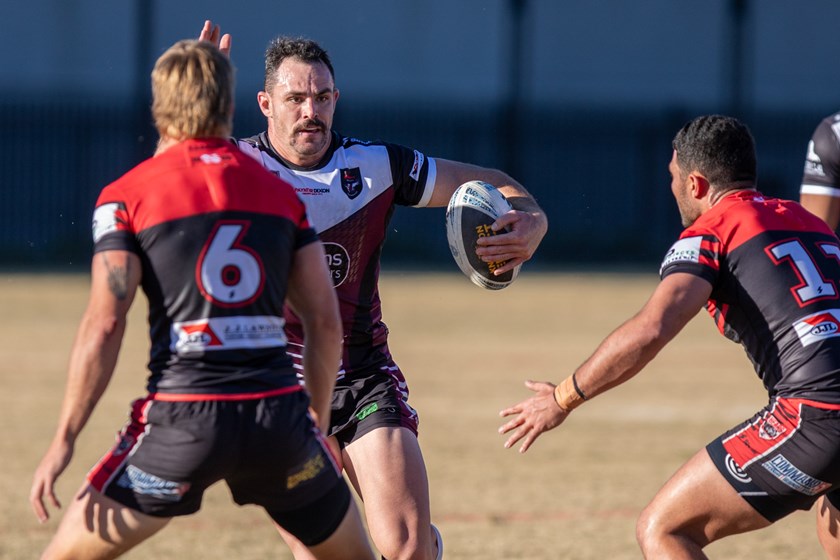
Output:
[92,138,318,396]
[660,190,840,402]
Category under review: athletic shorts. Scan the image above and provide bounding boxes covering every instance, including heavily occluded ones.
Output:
[707,396,840,522]
[87,388,351,546]
[329,359,420,447]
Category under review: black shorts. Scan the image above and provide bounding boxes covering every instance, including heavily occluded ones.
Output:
[87,388,351,545]
[329,360,420,447]
[707,396,840,521]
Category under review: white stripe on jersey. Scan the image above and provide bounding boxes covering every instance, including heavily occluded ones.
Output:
[800,183,840,197]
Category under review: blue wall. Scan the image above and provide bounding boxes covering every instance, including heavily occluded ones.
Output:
[2,1,837,269]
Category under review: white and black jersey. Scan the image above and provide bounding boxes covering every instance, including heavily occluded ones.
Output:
[237,131,437,380]
[801,111,840,199]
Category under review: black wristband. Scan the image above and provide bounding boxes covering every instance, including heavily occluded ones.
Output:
[572,373,588,401]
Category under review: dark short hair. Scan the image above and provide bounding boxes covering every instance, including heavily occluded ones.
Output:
[264,36,335,91]
[672,115,756,186]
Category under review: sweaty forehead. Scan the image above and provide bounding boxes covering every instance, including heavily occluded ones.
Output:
[272,58,334,93]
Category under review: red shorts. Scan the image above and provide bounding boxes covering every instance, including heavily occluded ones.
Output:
[707,396,840,521]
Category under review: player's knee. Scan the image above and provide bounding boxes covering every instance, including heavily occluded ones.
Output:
[376,530,430,560]
[636,503,672,556]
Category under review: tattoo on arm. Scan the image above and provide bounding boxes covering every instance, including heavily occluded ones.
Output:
[102,254,129,300]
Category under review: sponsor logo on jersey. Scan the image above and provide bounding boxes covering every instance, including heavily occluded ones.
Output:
[116,465,191,501]
[92,202,127,242]
[758,415,787,440]
[294,186,331,196]
[660,236,703,271]
[792,309,840,346]
[340,167,363,199]
[199,152,223,164]
[171,316,287,354]
[410,150,425,182]
[725,453,752,483]
[323,242,350,287]
[762,454,831,496]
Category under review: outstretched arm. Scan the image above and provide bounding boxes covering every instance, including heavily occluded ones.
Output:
[499,272,712,453]
[429,158,548,274]
[30,250,141,522]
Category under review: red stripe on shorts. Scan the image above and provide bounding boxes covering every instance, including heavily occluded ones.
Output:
[146,385,303,402]
[722,397,840,470]
[87,397,153,491]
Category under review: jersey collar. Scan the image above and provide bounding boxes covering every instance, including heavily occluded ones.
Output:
[257,130,341,171]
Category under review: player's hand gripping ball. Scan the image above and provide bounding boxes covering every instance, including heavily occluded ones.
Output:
[446,180,521,290]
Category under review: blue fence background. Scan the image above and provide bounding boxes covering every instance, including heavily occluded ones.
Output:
[0,95,816,270]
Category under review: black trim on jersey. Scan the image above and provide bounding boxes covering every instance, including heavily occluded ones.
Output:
[94,230,141,255]
[240,131,342,172]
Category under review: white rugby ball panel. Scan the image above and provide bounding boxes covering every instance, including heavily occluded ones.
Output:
[445,181,521,290]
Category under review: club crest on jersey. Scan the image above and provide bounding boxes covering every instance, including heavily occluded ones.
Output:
[340,167,363,199]
[793,309,840,346]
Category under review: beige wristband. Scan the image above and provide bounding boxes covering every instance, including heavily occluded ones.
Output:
[553,375,586,412]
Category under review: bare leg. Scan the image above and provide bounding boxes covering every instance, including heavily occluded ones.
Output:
[40,484,169,560]
[273,496,375,560]
[636,448,772,559]
[278,427,438,560]
[817,496,840,559]
[343,426,436,560]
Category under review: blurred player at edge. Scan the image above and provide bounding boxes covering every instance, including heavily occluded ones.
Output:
[29,39,374,560]
[500,115,840,559]
[799,111,840,229]
[198,20,547,560]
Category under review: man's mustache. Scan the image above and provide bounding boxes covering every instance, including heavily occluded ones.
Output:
[294,119,327,133]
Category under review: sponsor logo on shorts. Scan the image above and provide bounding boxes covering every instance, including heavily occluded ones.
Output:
[762,454,831,496]
[171,316,287,354]
[660,236,703,272]
[356,402,379,421]
[793,309,840,346]
[725,454,752,483]
[758,415,787,440]
[116,465,190,502]
[287,452,327,490]
[410,150,425,182]
[112,434,136,457]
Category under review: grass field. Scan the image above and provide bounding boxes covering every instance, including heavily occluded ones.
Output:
[0,271,826,559]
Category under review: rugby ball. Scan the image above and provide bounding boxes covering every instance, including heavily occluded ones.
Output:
[446,181,521,290]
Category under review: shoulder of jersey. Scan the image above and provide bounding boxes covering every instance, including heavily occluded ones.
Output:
[445,180,521,290]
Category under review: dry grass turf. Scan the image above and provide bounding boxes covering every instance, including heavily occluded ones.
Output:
[0,271,825,559]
